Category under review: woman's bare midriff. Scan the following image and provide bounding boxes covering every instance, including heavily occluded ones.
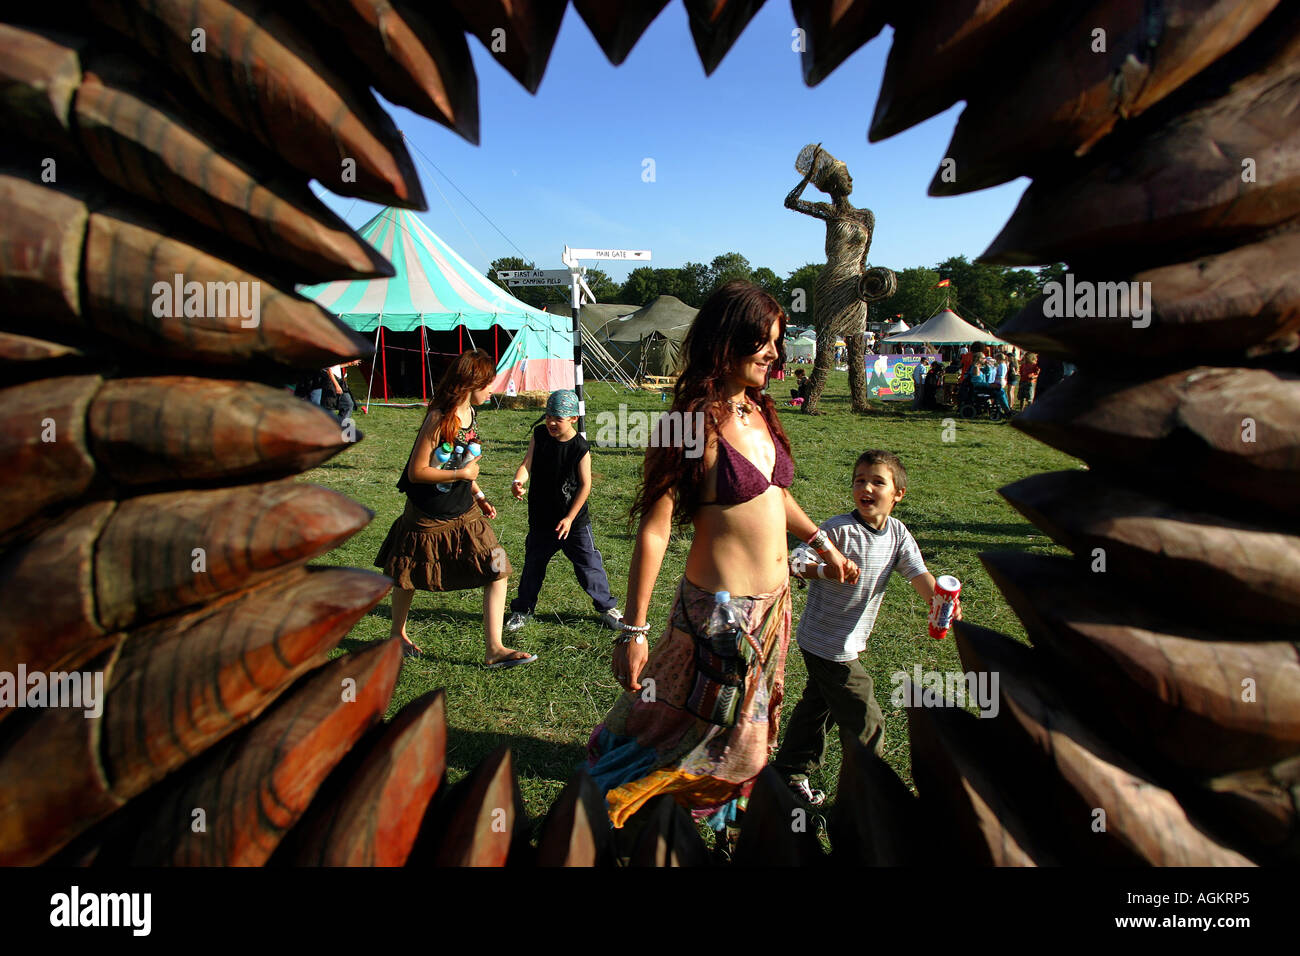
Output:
[687,485,789,596]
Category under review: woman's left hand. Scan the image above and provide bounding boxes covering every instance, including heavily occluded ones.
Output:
[477,497,497,519]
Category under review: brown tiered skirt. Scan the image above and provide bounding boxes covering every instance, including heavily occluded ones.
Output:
[375,499,513,591]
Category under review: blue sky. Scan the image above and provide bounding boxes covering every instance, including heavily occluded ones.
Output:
[313,3,1029,286]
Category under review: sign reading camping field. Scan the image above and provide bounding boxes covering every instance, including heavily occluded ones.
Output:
[566,249,652,261]
[496,269,572,286]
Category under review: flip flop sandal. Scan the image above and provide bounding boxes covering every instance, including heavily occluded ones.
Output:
[401,642,423,659]
[485,652,538,671]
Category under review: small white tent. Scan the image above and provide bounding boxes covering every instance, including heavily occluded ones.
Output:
[786,332,816,362]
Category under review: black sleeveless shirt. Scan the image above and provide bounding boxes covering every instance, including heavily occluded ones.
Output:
[397,407,479,520]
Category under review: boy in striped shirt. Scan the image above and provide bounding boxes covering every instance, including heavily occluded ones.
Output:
[773,449,959,806]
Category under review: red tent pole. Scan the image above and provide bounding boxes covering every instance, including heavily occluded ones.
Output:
[494,325,498,362]
[458,325,463,353]
[420,319,427,402]
[380,326,388,401]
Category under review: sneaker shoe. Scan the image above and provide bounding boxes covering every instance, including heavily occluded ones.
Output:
[600,607,624,631]
[787,777,826,807]
[505,611,530,633]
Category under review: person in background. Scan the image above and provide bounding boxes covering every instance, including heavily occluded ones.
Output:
[374,349,535,669]
[327,361,358,422]
[790,368,812,403]
[923,360,944,409]
[1004,352,1020,408]
[1019,353,1040,408]
[506,389,623,634]
[911,355,926,410]
[992,352,1012,415]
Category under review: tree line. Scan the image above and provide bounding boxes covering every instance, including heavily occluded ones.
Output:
[488,253,1065,330]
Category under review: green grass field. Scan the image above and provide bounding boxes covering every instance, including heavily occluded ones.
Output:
[304,371,1082,838]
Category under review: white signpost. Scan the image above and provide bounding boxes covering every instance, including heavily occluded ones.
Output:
[558,246,652,435]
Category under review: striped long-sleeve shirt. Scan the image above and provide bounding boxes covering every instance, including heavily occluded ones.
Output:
[791,513,928,662]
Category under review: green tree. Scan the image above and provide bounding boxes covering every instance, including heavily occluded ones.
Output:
[675,261,710,306]
[886,266,943,327]
[1002,267,1039,324]
[1036,263,1066,291]
[937,255,1005,329]
[708,252,753,293]
[752,266,784,303]
[619,266,661,305]
[582,266,620,303]
[783,262,823,324]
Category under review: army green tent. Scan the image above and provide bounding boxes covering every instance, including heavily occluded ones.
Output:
[600,295,696,378]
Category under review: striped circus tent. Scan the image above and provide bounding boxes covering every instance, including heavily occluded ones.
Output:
[300,207,574,402]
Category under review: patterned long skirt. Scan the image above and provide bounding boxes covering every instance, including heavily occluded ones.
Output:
[587,576,792,828]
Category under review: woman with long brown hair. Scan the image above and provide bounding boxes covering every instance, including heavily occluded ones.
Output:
[374,349,536,669]
[586,281,857,836]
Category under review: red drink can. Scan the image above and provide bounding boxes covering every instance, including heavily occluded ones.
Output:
[928,575,961,639]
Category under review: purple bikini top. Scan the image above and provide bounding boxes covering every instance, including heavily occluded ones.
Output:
[701,433,794,507]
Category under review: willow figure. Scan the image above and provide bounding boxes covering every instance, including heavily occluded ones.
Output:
[785,144,896,413]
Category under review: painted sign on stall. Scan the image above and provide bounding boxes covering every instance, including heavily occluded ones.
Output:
[868,354,940,401]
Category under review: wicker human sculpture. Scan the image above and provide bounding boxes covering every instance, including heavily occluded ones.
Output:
[785,144,897,413]
[0,0,1296,867]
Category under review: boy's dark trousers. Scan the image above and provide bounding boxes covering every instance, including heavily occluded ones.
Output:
[510,523,615,615]
[771,647,886,782]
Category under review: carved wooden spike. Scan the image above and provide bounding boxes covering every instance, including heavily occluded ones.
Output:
[303,0,480,144]
[427,745,528,866]
[999,471,1300,634]
[626,795,710,867]
[792,0,891,87]
[730,766,824,866]
[105,568,392,798]
[1198,757,1300,861]
[906,688,1057,865]
[983,34,1300,266]
[89,377,357,487]
[997,230,1300,361]
[684,0,768,76]
[1011,368,1300,520]
[981,552,1300,774]
[86,0,424,208]
[109,639,401,865]
[0,375,100,544]
[0,171,86,322]
[0,501,114,687]
[0,645,122,866]
[954,622,1256,865]
[0,23,82,148]
[0,569,387,864]
[573,0,671,66]
[74,56,395,282]
[536,769,612,867]
[81,206,373,369]
[94,480,374,631]
[448,0,567,94]
[0,331,84,367]
[932,0,1279,196]
[870,0,1044,141]
[829,736,924,865]
[279,688,446,866]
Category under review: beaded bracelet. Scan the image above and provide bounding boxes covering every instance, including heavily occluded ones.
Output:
[807,529,832,553]
[614,632,648,646]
